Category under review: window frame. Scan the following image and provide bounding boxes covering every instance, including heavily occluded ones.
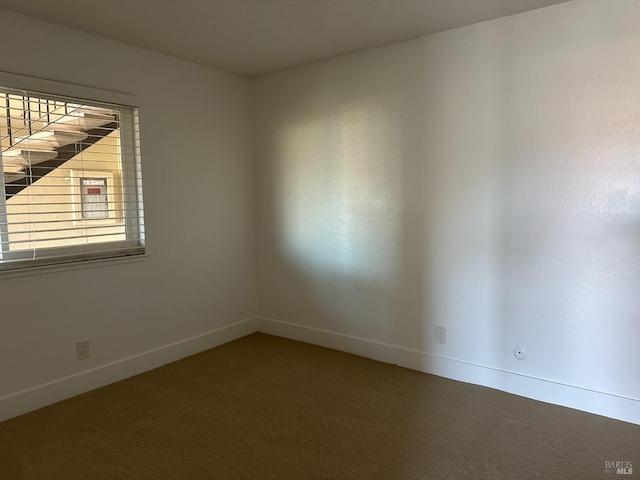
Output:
[0,71,145,273]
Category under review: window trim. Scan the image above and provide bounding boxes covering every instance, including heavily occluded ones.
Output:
[0,71,145,275]
[0,71,137,108]
[0,253,149,280]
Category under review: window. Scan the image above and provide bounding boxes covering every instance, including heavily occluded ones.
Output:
[0,72,145,271]
[80,178,109,219]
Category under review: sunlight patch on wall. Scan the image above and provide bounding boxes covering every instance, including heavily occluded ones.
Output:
[274,98,403,282]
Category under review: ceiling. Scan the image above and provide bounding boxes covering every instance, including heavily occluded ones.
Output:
[0,0,571,77]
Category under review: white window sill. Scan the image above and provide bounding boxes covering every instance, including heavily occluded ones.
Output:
[0,254,149,280]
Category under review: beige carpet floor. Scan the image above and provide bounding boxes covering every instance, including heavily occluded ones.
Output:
[0,332,637,479]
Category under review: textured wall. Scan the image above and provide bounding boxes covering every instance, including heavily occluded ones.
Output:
[254,0,640,409]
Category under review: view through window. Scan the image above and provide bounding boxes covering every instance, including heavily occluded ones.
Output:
[0,82,144,270]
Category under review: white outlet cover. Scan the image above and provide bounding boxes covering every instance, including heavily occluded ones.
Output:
[513,346,527,360]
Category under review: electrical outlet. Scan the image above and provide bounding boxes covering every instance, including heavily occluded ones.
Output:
[76,340,90,360]
[435,326,446,345]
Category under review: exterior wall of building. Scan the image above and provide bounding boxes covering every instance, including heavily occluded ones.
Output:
[5,130,125,250]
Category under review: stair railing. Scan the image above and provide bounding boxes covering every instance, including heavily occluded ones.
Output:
[2,94,85,152]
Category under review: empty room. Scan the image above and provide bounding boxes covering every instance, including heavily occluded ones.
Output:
[0,0,638,478]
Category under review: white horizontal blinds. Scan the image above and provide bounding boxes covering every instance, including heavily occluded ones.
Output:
[0,86,144,269]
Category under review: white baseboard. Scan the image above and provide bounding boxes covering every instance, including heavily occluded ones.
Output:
[0,317,258,422]
[257,316,640,426]
[4,315,638,426]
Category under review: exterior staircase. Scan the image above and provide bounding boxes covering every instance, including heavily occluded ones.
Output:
[2,97,118,200]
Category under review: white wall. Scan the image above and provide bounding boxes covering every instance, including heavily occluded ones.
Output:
[253,0,640,424]
[0,11,256,419]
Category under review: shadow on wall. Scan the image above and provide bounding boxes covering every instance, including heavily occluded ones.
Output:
[273,97,409,344]
[260,28,510,369]
[257,3,640,430]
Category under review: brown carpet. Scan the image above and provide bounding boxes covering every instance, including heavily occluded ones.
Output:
[0,333,637,479]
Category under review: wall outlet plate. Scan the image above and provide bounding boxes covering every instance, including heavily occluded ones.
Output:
[77,340,90,360]
[435,325,446,345]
